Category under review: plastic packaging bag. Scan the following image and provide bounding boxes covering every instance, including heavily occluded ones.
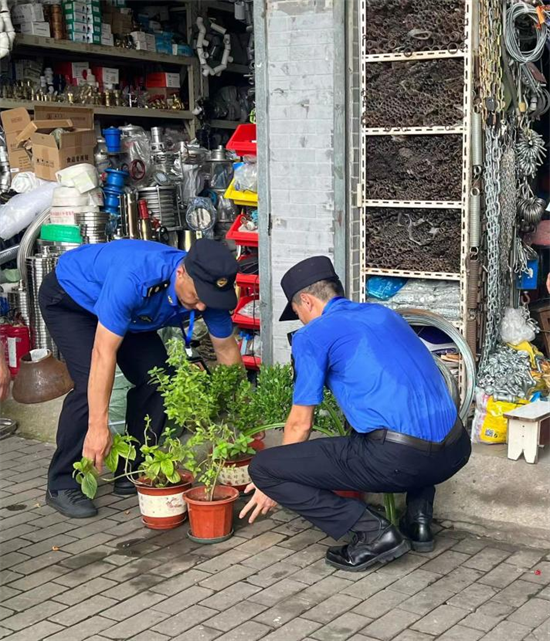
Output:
[367,276,408,301]
[11,172,49,194]
[56,164,99,193]
[501,307,537,345]
[0,181,57,240]
[471,388,528,444]
[234,161,257,193]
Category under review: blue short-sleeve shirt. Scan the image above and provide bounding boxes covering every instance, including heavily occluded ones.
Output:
[55,240,233,339]
[292,297,457,442]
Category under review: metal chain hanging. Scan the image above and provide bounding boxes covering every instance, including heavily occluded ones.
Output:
[499,137,517,280]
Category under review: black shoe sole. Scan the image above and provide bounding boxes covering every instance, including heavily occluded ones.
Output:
[410,539,435,553]
[45,493,98,519]
[325,539,411,572]
[113,485,138,497]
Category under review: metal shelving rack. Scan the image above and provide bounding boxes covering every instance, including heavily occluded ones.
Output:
[358,0,476,342]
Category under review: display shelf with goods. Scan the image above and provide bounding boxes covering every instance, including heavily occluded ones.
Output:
[358,0,475,397]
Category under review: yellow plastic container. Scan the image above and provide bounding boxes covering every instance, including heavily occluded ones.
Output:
[224,179,258,207]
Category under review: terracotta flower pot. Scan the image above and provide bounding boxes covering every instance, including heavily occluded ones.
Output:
[136,471,194,530]
[334,490,365,500]
[183,485,239,543]
[218,439,265,492]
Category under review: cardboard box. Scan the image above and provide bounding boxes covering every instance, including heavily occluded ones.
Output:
[101,22,112,35]
[146,87,179,104]
[19,22,51,37]
[15,119,74,150]
[101,33,114,46]
[146,72,180,89]
[30,127,96,181]
[11,3,44,23]
[34,105,94,130]
[111,12,133,34]
[0,108,32,172]
[91,65,119,86]
[63,1,101,14]
[131,31,155,51]
[54,61,89,83]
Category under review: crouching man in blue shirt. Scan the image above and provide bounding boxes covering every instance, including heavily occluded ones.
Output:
[241,256,471,572]
[39,238,242,519]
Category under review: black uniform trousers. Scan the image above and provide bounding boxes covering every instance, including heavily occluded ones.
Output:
[39,271,171,492]
[249,422,471,540]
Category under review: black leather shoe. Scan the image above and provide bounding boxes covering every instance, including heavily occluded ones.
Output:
[400,515,434,552]
[326,526,410,572]
[46,489,98,519]
[113,478,137,496]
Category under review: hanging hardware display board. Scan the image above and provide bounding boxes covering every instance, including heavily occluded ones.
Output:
[358,0,475,339]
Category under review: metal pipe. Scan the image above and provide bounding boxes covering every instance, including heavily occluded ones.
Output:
[17,207,51,285]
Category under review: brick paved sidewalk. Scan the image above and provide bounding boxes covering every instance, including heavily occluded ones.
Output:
[0,436,549,641]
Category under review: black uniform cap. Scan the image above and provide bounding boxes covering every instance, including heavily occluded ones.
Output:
[279,256,340,321]
[185,238,238,310]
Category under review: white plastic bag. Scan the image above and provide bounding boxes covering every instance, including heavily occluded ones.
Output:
[234,161,257,193]
[501,307,537,345]
[11,172,49,194]
[0,181,57,240]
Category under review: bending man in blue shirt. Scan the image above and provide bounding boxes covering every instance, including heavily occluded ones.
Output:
[39,238,242,519]
[241,256,471,572]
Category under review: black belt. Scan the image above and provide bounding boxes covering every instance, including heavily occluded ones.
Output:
[367,418,464,453]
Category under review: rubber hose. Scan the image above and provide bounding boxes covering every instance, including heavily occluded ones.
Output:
[398,309,476,423]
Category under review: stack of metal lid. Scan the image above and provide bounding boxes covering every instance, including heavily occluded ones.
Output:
[76,211,109,244]
[137,185,181,230]
[26,250,60,357]
[7,284,31,328]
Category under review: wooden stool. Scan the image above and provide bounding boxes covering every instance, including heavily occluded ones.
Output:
[504,402,550,464]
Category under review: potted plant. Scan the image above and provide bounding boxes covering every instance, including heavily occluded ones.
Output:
[73,425,194,530]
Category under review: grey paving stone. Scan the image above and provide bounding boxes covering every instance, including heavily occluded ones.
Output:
[67,519,121,540]
[0,626,12,639]
[53,577,119,606]
[522,563,550,586]
[392,632,434,641]
[508,598,550,629]
[248,577,306,606]
[311,612,373,641]
[299,575,354,605]
[0,620,63,641]
[2,599,66,631]
[60,533,116,555]
[405,535,457,559]
[361,609,422,641]
[0,551,30,569]
[17,534,77,558]
[478,563,523,589]
[233,518,278,539]
[9,550,71,575]
[451,538,489,555]
[375,553,428,580]
[53,560,115,587]
[101,557,163,582]
[532,619,550,641]
[208,600,268,632]
[284,544,330,569]
[153,605,219,637]
[492,580,544,607]
[0,537,32,555]
[254,595,316,628]
[212,621,273,641]
[199,564,256,590]
[0,607,13,622]
[390,569,441,596]
[302,593,362,624]
[103,574,164,600]
[202,581,262,610]
[0,523,40,541]
[432,566,485,594]
[124,633,171,641]
[447,581,498,611]
[248,561,302,587]
[352,588,409,619]
[0,585,20,602]
[262,617,321,641]
[150,569,211,597]
[2,580,68,611]
[481,620,533,641]
[459,600,515,632]
[21,522,76,544]
[437,624,485,640]
[420,550,470,575]
[101,590,168,620]
[49,595,118,626]
[463,548,513,572]
[399,584,456,616]
[190,536,249,559]
[291,559,337,585]
[171,625,221,641]
[8,564,71,591]
[241,545,295,570]
[539,585,550,600]
[42,615,114,641]
[271,508,298,523]
[151,586,214,616]
[102,608,170,639]
[273,517,314,536]
[194,550,251,574]
[507,550,547,569]
[235,532,288,555]
[278,529,326,551]
[411,604,468,635]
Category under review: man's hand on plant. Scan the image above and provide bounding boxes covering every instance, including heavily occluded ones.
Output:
[239,483,277,524]
[82,425,112,472]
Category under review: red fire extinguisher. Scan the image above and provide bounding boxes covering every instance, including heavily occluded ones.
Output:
[6,323,31,378]
[0,321,9,365]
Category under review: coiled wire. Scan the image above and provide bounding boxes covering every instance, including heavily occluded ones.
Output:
[398,309,476,424]
[504,2,547,63]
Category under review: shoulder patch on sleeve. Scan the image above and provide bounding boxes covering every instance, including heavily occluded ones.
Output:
[145,281,170,297]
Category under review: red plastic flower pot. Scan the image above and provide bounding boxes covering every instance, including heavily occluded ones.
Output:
[218,439,265,492]
[136,471,194,530]
[333,490,365,500]
[183,485,240,543]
